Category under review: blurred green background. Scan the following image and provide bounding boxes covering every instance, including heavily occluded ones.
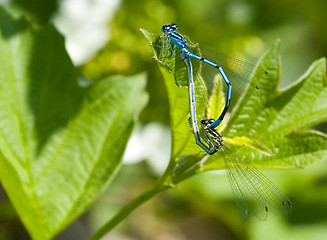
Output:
[0,0,327,239]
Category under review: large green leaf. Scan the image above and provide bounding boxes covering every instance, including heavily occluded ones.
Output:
[0,9,148,240]
[141,28,327,174]
[6,0,58,24]
[205,42,327,170]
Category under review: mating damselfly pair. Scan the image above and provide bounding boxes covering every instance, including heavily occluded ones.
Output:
[152,23,292,220]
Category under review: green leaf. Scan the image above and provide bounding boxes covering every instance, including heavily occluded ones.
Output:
[0,9,148,240]
[11,0,58,24]
[141,28,327,173]
[141,29,207,158]
[224,41,327,137]
[214,41,327,170]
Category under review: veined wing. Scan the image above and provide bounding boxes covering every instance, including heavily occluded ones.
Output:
[220,145,292,220]
[200,48,269,104]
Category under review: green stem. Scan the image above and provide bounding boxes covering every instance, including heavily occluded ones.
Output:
[173,165,200,184]
[89,178,171,240]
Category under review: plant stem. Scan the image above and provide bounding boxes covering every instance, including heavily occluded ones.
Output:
[173,166,199,184]
[89,180,170,240]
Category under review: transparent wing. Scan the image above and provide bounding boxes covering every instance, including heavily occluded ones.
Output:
[220,145,293,221]
[200,48,269,105]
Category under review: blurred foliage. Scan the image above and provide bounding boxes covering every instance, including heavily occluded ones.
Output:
[10,0,58,23]
[0,0,327,239]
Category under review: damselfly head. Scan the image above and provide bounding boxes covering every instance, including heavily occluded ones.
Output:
[162,23,178,33]
[201,119,215,126]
